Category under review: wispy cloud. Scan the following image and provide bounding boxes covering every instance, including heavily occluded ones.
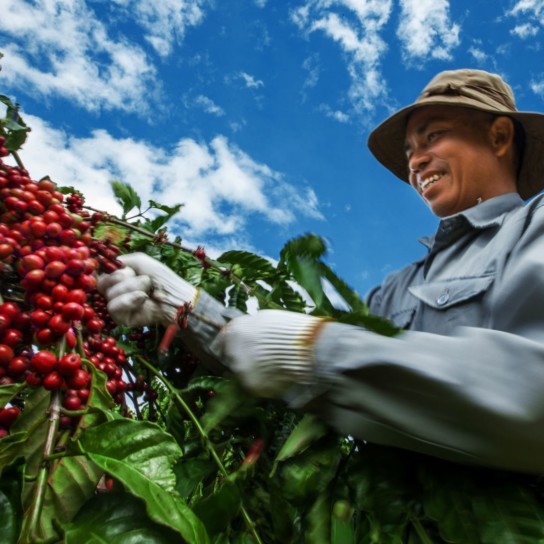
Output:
[194,95,225,116]
[291,0,393,113]
[511,23,540,38]
[531,77,544,98]
[237,72,265,89]
[111,0,208,57]
[468,46,488,63]
[509,0,544,22]
[397,0,461,62]
[0,0,157,113]
[14,114,322,241]
[507,1,544,38]
[318,104,350,123]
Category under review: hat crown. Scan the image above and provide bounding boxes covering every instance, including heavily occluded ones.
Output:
[417,69,517,112]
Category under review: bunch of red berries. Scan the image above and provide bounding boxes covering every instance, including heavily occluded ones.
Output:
[0,155,130,432]
[66,192,84,214]
[84,334,127,403]
[0,136,9,159]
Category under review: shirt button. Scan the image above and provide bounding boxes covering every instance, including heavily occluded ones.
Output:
[437,291,449,305]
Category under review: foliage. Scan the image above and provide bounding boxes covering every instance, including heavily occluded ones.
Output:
[2,93,544,544]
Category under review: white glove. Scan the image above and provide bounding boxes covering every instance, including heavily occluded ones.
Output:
[213,310,329,398]
[97,253,198,328]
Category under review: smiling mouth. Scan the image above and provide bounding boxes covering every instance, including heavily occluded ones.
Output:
[419,173,443,192]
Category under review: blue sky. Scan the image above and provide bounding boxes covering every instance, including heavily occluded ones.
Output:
[1,0,544,298]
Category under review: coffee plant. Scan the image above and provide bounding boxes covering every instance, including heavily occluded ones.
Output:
[2,93,544,544]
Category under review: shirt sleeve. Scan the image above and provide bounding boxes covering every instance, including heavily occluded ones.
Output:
[295,201,544,474]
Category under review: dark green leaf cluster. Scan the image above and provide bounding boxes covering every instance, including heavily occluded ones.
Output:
[0,94,31,151]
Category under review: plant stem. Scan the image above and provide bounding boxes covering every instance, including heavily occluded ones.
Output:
[135,355,263,544]
[19,391,62,544]
[409,515,435,544]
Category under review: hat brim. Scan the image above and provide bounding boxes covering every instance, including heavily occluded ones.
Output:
[368,98,544,200]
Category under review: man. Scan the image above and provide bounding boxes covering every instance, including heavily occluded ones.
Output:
[98,69,544,474]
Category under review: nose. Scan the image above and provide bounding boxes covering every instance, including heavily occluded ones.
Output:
[407,148,430,174]
[407,149,430,187]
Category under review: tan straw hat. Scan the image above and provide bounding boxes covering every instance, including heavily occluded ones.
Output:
[368,68,544,199]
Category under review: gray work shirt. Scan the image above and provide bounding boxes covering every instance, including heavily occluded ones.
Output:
[307,192,544,473]
[191,192,544,474]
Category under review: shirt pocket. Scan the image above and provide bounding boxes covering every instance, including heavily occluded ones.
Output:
[408,274,495,333]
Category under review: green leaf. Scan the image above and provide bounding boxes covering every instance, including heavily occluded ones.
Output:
[305,491,331,544]
[267,280,307,312]
[289,255,331,313]
[36,451,104,540]
[11,387,50,482]
[338,311,400,337]
[192,481,242,536]
[184,375,227,393]
[0,95,30,151]
[79,419,209,543]
[318,261,367,314]
[280,234,327,264]
[148,200,184,216]
[201,381,253,432]
[420,463,544,544]
[0,432,28,476]
[272,414,329,470]
[218,250,276,279]
[227,283,249,311]
[279,440,341,505]
[332,500,355,544]
[64,491,182,544]
[110,179,142,216]
[0,465,22,544]
[0,382,26,407]
[174,457,216,499]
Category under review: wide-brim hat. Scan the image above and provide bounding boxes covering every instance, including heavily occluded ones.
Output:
[368,69,544,200]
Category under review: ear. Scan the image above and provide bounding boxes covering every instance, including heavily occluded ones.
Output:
[488,116,515,158]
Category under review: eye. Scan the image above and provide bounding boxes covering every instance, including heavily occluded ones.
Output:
[427,129,448,143]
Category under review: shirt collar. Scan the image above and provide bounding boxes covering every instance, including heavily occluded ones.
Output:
[419,193,525,250]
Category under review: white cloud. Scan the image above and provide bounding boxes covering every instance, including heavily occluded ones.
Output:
[531,77,544,97]
[237,72,265,89]
[468,47,488,62]
[110,0,208,57]
[510,0,544,21]
[0,0,210,112]
[397,0,461,61]
[508,1,544,38]
[13,114,322,241]
[254,0,268,7]
[511,22,539,38]
[318,103,350,123]
[0,0,157,113]
[291,0,392,113]
[194,95,225,116]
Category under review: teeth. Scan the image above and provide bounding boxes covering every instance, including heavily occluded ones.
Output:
[420,174,442,191]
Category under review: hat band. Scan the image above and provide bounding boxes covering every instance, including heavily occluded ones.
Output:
[419,82,516,111]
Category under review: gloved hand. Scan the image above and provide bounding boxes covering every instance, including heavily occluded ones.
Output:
[97,253,198,328]
[213,310,329,398]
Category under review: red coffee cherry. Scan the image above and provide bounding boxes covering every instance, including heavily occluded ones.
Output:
[30,351,58,374]
[43,371,64,390]
[58,354,82,376]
